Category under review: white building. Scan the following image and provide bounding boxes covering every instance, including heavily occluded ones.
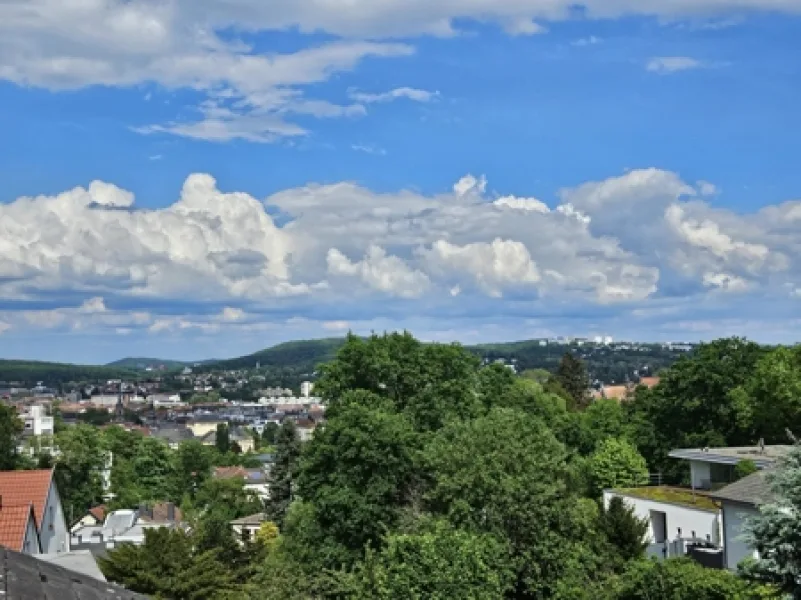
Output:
[603,488,721,560]
[668,445,789,490]
[18,405,55,456]
[709,471,770,571]
[22,405,54,437]
[150,394,186,409]
[300,381,314,398]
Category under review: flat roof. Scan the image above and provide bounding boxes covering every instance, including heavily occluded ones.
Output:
[668,445,792,468]
[610,487,719,512]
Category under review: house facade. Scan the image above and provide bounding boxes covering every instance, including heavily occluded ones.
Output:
[0,503,41,554]
[602,489,721,559]
[0,469,69,554]
[709,471,770,570]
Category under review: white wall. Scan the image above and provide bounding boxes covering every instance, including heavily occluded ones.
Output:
[722,502,759,570]
[604,491,721,546]
[690,461,712,489]
[23,513,41,554]
[40,482,70,553]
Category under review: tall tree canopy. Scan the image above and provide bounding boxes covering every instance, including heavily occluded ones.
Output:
[266,419,301,526]
[0,404,23,470]
[555,352,590,410]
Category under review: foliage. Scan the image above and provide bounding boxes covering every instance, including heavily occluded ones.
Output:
[0,403,23,470]
[215,423,231,454]
[342,520,514,599]
[628,338,766,479]
[54,424,106,523]
[0,359,135,386]
[424,408,606,598]
[170,439,213,500]
[262,422,279,445]
[192,476,263,521]
[98,527,238,599]
[613,558,767,600]
[76,407,112,426]
[315,332,481,431]
[556,352,590,410]
[588,438,649,495]
[599,497,649,567]
[294,396,422,569]
[735,459,759,480]
[266,420,301,527]
[742,443,801,595]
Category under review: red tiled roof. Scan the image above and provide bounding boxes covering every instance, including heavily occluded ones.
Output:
[213,466,247,479]
[0,504,35,552]
[0,470,54,528]
[88,505,107,522]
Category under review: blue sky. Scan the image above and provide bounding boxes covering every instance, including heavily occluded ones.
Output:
[1,1,800,363]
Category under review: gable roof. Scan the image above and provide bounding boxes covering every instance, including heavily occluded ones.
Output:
[708,471,774,507]
[0,469,54,528]
[89,505,107,522]
[0,504,36,552]
[1,546,149,599]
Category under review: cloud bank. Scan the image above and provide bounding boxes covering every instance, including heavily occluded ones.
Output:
[2,168,800,348]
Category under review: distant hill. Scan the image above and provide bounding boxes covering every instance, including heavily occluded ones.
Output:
[204,338,347,373]
[0,337,692,389]
[105,357,192,371]
[0,360,136,387]
[203,337,688,385]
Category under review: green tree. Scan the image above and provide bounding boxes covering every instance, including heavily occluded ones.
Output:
[343,520,514,599]
[599,497,648,567]
[262,422,279,446]
[742,443,801,595]
[266,420,301,526]
[424,408,605,598]
[54,424,106,523]
[315,332,481,431]
[192,476,263,521]
[614,558,766,600]
[132,437,174,501]
[216,423,231,454]
[77,407,112,426]
[734,459,758,481]
[588,438,649,495]
[628,338,765,478]
[0,403,23,470]
[99,527,238,599]
[745,346,801,442]
[555,352,590,410]
[171,439,213,500]
[293,396,421,569]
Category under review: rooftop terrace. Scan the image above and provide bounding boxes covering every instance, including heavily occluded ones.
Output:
[613,486,720,511]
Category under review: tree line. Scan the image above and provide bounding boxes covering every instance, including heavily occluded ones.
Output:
[4,333,801,598]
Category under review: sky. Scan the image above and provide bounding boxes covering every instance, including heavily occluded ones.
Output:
[1,1,801,364]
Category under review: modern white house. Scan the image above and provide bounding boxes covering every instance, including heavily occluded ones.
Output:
[604,443,788,565]
[708,471,772,571]
[602,488,721,559]
[668,444,789,490]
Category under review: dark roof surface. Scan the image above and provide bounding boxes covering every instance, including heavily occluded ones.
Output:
[708,471,774,506]
[0,546,149,599]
